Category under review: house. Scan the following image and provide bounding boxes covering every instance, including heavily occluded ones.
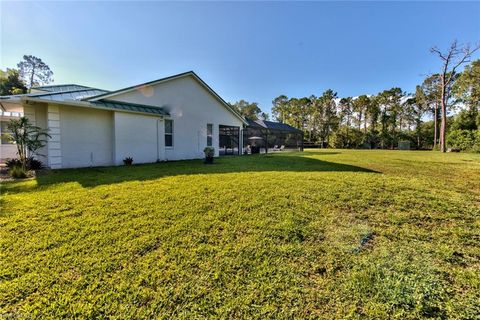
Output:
[0,71,248,168]
[0,71,305,168]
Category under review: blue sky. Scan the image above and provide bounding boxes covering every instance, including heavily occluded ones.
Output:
[1,1,479,114]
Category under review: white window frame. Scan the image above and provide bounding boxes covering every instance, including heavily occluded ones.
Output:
[207,123,213,147]
[165,119,173,148]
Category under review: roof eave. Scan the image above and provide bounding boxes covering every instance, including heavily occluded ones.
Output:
[21,97,168,118]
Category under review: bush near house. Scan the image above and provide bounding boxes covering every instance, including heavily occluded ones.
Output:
[6,157,44,170]
[204,146,215,164]
[123,157,134,166]
[8,165,27,179]
[1,150,479,318]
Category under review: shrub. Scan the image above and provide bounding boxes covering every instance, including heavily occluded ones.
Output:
[5,157,43,170]
[9,166,27,179]
[473,130,480,153]
[329,126,364,149]
[446,130,476,151]
[203,147,215,164]
[5,158,22,168]
[27,158,43,170]
[123,157,133,166]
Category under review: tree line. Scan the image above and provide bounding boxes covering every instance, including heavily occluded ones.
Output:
[231,41,480,152]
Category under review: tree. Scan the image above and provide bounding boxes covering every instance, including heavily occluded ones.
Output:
[316,90,338,147]
[409,90,430,149]
[419,74,442,148]
[353,95,370,133]
[366,96,380,133]
[306,95,318,142]
[453,59,480,110]
[287,97,311,131]
[329,126,364,149]
[338,97,353,127]
[260,112,270,121]
[451,106,478,131]
[17,55,53,92]
[4,117,50,170]
[376,88,404,148]
[430,41,480,152]
[272,95,289,122]
[0,68,27,95]
[231,100,262,120]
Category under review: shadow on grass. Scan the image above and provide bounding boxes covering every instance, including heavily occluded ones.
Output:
[8,152,379,190]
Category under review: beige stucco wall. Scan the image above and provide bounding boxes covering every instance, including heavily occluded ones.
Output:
[107,75,244,160]
[34,104,48,164]
[113,112,164,165]
[59,105,114,168]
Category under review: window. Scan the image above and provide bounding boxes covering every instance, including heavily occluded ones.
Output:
[207,123,213,147]
[1,121,13,145]
[165,119,173,147]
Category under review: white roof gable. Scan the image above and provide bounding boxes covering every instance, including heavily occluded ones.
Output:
[86,71,247,124]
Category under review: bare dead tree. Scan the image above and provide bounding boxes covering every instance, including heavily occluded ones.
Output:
[430,40,480,152]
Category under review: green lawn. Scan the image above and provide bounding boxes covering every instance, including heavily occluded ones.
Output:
[1,150,479,319]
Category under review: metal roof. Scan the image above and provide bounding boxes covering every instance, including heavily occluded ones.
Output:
[90,100,168,116]
[246,119,303,133]
[33,84,106,93]
[0,88,109,101]
[31,89,110,101]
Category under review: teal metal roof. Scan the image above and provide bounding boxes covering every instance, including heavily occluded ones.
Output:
[0,87,109,101]
[1,87,168,116]
[90,100,168,116]
[33,84,106,93]
[31,89,109,101]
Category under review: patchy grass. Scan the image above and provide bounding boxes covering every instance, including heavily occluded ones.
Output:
[1,150,479,319]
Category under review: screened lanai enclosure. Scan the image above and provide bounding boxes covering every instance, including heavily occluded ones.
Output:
[219,125,240,155]
[242,119,304,154]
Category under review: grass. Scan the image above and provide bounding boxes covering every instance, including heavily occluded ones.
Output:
[1,149,479,319]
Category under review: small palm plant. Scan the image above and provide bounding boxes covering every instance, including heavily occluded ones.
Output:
[123,157,134,166]
[3,117,50,171]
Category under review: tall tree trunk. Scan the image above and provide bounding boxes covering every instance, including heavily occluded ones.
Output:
[416,119,421,149]
[28,65,36,93]
[440,75,447,153]
[433,104,438,149]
